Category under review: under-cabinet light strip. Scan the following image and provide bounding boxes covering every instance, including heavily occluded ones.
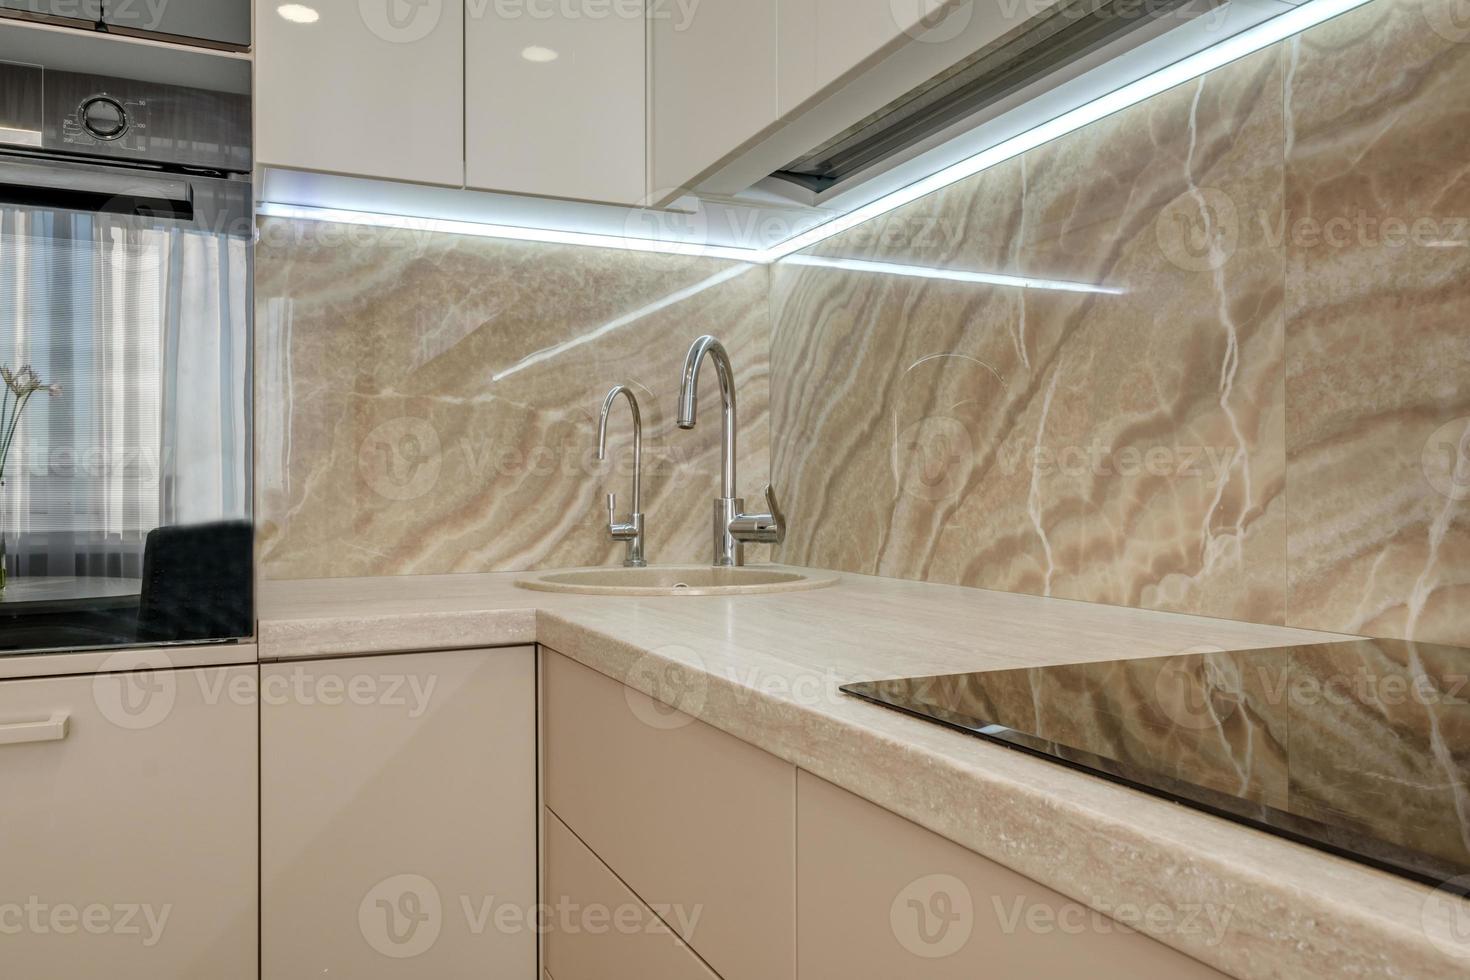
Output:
[257,0,1369,267]
[783,255,1124,294]
[253,203,767,264]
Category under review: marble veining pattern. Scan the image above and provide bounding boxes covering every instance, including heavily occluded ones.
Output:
[1282,0,1470,646]
[772,0,1470,645]
[772,45,1289,625]
[258,1,1468,653]
[256,221,771,579]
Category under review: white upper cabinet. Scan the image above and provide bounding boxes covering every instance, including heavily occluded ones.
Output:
[465,0,647,205]
[777,0,919,114]
[649,0,779,199]
[254,0,466,186]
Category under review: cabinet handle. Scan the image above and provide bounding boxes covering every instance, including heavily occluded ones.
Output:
[0,712,70,746]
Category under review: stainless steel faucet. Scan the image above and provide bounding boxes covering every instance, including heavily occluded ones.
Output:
[677,335,785,567]
[597,385,647,567]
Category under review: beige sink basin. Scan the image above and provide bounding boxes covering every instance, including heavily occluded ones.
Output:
[515,565,838,597]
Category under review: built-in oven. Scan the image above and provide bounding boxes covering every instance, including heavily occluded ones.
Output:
[0,60,252,653]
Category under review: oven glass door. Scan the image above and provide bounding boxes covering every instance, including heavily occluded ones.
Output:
[0,156,251,653]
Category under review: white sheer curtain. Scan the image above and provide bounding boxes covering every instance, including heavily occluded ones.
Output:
[0,204,248,579]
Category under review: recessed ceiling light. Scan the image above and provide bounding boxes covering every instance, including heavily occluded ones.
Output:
[277,4,320,24]
[521,46,559,63]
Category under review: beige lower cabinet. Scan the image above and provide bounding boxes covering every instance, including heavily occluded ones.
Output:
[543,808,719,980]
[796,772,1229,978]
[542,648,796,980]
[261,647,536,979]
[0,664,258,979]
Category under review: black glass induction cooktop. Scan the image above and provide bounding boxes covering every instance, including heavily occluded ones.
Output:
[842,638,1470,893]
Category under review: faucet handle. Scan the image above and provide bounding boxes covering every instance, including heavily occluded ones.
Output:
[729,484,786,546]
[606,492,619,525]
[762,484,786,546]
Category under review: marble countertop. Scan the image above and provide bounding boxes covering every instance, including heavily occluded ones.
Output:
[258,567,1468,979]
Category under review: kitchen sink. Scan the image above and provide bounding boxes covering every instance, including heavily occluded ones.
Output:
[515,566,838,597]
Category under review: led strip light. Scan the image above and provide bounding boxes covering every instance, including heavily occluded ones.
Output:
[258,0,1372,273]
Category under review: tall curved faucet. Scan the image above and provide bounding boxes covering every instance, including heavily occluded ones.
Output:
[597,384,646,567]
[677,336,785,567]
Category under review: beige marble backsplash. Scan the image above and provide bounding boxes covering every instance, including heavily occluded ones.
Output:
[256,222,770,580]
[258,0,1467,647]
[770,0,1470,646]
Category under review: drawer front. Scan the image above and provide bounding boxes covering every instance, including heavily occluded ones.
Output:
[262,647,536,979]
[797,772,1230,979]
[543,649,795,980]
[545,809,720,980]
[0,664,258,979]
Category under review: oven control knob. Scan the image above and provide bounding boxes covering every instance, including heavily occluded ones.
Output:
[81,97,128,140]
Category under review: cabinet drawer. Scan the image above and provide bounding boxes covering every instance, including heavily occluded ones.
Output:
[545,809,720,980]
[261,647,536,979]
[543,649,795,980]
[0,663,257,979]
[797,772,1229,979]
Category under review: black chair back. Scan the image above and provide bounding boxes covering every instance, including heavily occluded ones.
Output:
[136,520,254,643]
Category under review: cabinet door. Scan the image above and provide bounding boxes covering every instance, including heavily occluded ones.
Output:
[649,0,778,198]
[0,664,258,979]
[543,648,795,980]
[261,647,536,979]
[777,0,916,114]
[0,0,102,21]
[254,0,465,186]
[544,808,720,980]
[465,0,645,205]
[797,771,1229,979]
[105,0,251,47]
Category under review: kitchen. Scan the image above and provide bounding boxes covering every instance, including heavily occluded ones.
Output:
[0,0,1467,976]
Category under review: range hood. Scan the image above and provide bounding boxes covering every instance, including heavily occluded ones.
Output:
[772,0,1198,195]
[694,0,1297,217]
